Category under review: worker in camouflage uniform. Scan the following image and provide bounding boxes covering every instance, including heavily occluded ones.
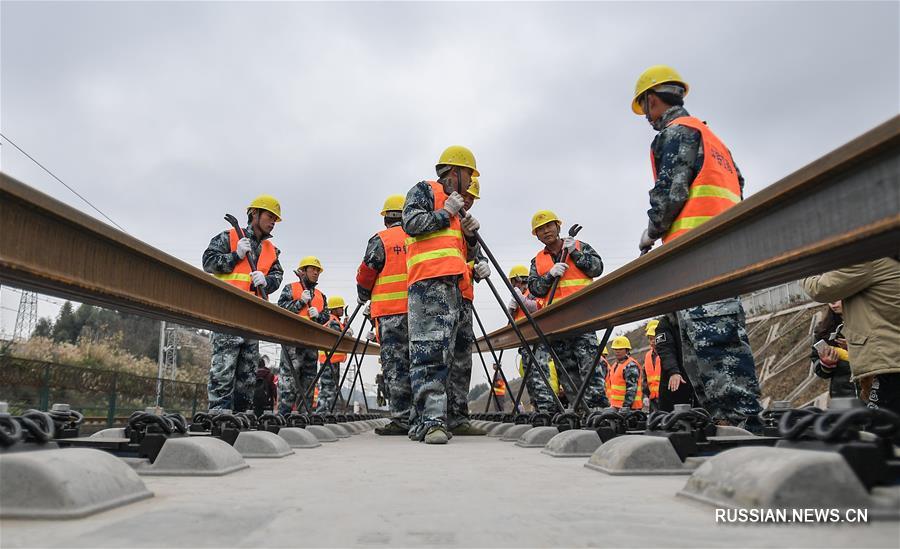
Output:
[445,177,486,436]
[203,195,284,412]
[631,65,762,430]
[606,336,643,410]
[528,210,609,409]
[402,145,490,444]
[277,256,331,415]
[506,265,555,413]
[356,194,413,435]
[316,295,352,414]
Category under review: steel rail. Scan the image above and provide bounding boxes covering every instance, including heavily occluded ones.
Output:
[0,173,379,354]
[479,115,900,350]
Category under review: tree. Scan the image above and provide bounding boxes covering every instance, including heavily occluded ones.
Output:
[51,301,79,343]
[468,383,489,402]
[32,318,53,338]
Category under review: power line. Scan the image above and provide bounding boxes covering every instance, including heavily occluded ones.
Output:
[0,133,128,233]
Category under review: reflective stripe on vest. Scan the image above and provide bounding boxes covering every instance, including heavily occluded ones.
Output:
[643,350,661,399]
[213,229,276,294]
[319,314,347,363]
[606,357,644,409]
[290,282,325,320]
[493,379,507,396]
[650,116,742,243]
[406,181,467,285]
[371,225,409,318]
[533,241,592,301]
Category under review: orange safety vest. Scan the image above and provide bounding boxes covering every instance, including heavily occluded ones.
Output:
[513,289,544,321]
[459,260,475,302]
[318,314,347,364]
[643,350,661,399]
[651,116,742,243]
[214,229,277,293]
[492,377,507,396]
[313,386,319,408]
[289,282,325,320]
[371,225,409,318]
[406,181,467,286]
[606,356,644,410]
[534,241,593,302]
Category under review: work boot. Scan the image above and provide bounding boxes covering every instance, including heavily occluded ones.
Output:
[424,426,449,445]
[450,422,486,436]
[375,420,408,436]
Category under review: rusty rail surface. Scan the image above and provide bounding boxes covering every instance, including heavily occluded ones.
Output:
[478,115,900,350]
[0,174,378,354]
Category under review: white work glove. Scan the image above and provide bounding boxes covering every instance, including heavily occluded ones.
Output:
[250,270,266,288]
[367,329,377,341]
[461,214,480,236]
[235,237,252,259]
[515,287,539,313]
[443,192,465,216]
[345,327,354,338]
[300,290,312,304]
[474,260,491,279]
[563,237,577,254]
[307,306,319,319]
[363,300,371,317]
[639,229,655,255]
[507,297,519,313]
[548,262,568,278]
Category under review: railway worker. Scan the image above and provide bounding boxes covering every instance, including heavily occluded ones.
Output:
[316,295,352,414]
[630,65,763,431]
[356,194,413,435]
[653,313,698,411]
[203,195,284,412]
[276,256,331,415]
[506,264,554,412]
[606,336,643,410]
[491,364,509,409]
[643,319,662,411]
[401,145,490,444]
[528,210,609,409]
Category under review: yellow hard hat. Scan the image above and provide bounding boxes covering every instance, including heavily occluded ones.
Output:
[436,145,480,177]
[247,194,282,221]
[610,336,632,350]
[632,65,690,115]
[467,176,480,199]
[531,210,561,234]
[380,194,405,216]
[508,265,529,279]
[297,256,324,272]
[645,319,660,337]
[327,295,345,310]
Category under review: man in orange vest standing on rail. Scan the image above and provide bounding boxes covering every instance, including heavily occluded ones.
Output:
[643,319,662,411]
[276,255,331,415]
[606,336,643,411]
[402,145,491,444]
[203,195,284,412]
[631,65,763,431]
[528,210,609,409]
[356,194,414,436]
[316,295,352,413]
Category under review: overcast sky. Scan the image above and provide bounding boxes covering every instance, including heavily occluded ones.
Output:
[2,1,898,390]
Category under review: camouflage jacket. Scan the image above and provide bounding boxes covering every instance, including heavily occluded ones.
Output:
[402,180,481,262]
[276,281,330,325]
[202,226,283,296]
[647,106,745,240]
[527,240,604,298]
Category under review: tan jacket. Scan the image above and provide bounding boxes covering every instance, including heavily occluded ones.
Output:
[802,258,900,380]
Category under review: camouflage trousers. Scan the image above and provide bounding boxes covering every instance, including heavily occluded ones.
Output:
[521,345,557,413]
[547,332,609,409]
[676,297,763,424]
[278,345,318,415]
[377,313,412,426]
[208,332,260,412]
[407,278,474,437]
[316,363,340,414]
